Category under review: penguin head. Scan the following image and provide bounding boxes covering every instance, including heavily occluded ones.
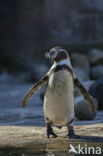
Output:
[45,47,69,62]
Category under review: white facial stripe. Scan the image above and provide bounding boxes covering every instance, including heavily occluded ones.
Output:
[57,59,69,66]
[54,48,66,53]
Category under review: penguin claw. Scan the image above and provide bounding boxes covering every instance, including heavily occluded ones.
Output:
[46,123,58,138]
[47,132,58,138]
[48,134,58,138]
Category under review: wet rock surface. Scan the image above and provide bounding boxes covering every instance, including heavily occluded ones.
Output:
[0,124,103,155]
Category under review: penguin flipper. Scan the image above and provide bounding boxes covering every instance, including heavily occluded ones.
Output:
[74,77,95,113]
[22,74,48,108]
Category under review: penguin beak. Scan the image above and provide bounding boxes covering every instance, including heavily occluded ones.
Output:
[45,52,51,58]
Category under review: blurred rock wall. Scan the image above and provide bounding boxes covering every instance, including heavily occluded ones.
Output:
[0,0,103,73]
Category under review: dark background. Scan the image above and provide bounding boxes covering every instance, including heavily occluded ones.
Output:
[0,0,103,78]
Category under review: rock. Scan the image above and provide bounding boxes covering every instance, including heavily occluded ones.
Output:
[74,96,98,120]
[87,49,103,65]
[71,53,90,73]
[89,77,103,110]
[91,65,103,79]
[74,67,90,82]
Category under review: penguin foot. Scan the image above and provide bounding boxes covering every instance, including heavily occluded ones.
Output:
[46,123,58,138]
[67,134,80,139]
[47,132,58,138]
[67,126,80,139]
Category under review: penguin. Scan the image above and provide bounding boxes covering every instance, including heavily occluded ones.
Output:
[22,47,94,139]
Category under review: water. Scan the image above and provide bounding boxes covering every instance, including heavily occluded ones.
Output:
[0,82,45,127]
[0,82,103,127]
[1,144,103,156]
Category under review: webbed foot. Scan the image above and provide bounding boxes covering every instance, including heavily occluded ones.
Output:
[46,123,58,138]
[67,126,80,139]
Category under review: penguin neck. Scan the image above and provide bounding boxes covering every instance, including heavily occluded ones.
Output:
[53,58,72,67]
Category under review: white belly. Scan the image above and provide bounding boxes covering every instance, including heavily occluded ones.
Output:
[43,70,74,127]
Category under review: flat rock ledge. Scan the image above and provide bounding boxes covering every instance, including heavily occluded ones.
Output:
[0,124,103,155]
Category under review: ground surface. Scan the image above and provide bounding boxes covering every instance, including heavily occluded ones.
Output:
[0,124,103,155]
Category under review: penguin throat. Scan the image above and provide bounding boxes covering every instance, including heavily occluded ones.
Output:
[55,59,70,66]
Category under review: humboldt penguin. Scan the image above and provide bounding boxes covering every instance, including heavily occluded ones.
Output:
[22,47,94,138]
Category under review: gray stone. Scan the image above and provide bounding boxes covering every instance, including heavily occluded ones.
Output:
[74,67,90,82]
[87,49,103,65]
[71,53,90,73]
[91,65,103,79]
[75,96,98,120]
